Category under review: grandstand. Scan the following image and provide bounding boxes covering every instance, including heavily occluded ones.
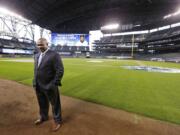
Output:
[140,25,180,54]
[94,22,180,62]
[0,6,50,57]
[0,38,35,54]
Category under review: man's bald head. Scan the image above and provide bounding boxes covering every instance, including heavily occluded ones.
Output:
[37,38,48,45]
[36,38,48,52]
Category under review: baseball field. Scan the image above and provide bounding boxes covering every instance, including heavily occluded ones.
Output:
[0,58,179,125]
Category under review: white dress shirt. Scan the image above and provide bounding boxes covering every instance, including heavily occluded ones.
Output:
[38,48,49,67]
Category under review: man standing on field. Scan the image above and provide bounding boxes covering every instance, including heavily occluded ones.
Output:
[33,38,64,132]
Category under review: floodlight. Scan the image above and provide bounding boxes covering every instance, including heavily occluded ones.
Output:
[101,23,119,30]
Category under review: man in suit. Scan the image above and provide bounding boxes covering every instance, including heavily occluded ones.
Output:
[33,38,64,132]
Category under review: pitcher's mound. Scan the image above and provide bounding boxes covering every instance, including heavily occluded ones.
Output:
[0,79,179,135]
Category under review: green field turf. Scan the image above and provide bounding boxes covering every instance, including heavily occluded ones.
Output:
[0,58,180,124]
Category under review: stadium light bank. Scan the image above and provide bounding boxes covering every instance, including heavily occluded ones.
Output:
[0,7,23,19]
[101,23,119,30]
[104,30,149,37]
[164,8,180,19]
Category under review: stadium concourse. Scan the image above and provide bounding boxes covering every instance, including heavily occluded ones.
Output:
[0,79,179,135]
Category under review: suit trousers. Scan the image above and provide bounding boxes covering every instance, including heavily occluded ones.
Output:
[35,83,62,123]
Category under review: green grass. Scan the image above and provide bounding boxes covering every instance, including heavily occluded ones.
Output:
[0,58,180,124]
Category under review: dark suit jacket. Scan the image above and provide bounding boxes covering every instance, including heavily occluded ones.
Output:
[33,49,64,90]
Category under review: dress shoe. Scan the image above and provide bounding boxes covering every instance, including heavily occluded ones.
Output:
[52,122,62,132]
[34,118,47,125]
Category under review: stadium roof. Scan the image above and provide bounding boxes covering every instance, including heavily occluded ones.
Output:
[1,0,180,33]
